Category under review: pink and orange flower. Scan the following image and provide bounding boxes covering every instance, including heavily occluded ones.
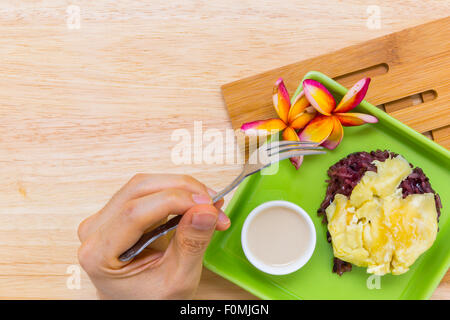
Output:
[241,77,378,169]
[241,78,317,169]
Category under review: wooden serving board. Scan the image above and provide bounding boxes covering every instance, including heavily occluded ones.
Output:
[222,17,450,149]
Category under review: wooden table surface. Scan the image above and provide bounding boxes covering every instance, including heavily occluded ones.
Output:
[0,1,448,299]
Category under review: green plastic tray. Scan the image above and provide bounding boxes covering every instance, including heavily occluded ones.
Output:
[204,71,450,300]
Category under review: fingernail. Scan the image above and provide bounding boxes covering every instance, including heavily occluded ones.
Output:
[207,188,217,197]
[192,213,217,230]
[192,193,212,204]
[218,211,230,225]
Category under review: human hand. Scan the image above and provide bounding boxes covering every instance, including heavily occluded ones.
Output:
[77,174,231,299]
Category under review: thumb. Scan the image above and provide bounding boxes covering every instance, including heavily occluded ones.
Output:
[172,204,219,271]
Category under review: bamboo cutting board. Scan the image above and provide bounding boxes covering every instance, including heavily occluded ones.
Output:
[222,17,450,149]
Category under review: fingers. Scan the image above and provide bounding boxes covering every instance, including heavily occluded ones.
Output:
[77,174,232,274]
[216,211,231,231]
[116,174,210,204]
[78,174,210,241]
[207,188,229,231]
[169,204,220,274]
[85,188,213,269]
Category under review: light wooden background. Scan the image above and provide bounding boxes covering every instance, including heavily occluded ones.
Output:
[0,1,448,299]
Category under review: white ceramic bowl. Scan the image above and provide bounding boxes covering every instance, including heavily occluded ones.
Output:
[241,200,316,275]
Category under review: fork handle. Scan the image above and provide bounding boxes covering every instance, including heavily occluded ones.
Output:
[209,171,246,203]
[118,171,246,262]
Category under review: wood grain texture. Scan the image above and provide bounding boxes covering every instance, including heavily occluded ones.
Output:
[0,0,448,300]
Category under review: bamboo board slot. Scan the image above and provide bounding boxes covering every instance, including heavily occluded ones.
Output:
[334,63,389,86]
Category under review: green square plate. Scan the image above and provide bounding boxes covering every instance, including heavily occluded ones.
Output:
[204,71,450,300]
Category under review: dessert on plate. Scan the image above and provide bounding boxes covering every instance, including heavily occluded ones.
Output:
[318,150,442,276]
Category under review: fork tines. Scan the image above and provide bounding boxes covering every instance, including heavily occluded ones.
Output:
[266,141,324,157]
[266,140,320,151]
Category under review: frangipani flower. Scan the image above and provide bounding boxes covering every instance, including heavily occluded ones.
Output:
[299,78,378,149]
[241,78,317,169]
[240,77,378,170]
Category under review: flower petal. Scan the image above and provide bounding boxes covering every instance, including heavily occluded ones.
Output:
[288,91,310,124]
[299,115,334,143]
[241,118,287,135]
[289,107,317,130]
[273,78,291,123]
[289,156,304,170]
[334,78,371,113]
[334,112,378,126]
[282,127,303,170]
[282,126,299,141]
[322,116,344,150]
[302,79,335,115]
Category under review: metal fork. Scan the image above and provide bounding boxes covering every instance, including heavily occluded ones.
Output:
[119,140,325,262]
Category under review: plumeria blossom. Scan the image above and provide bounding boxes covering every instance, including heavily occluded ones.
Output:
[241,77,378,169]
[241,78,317,169]
[299,78,378,149]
